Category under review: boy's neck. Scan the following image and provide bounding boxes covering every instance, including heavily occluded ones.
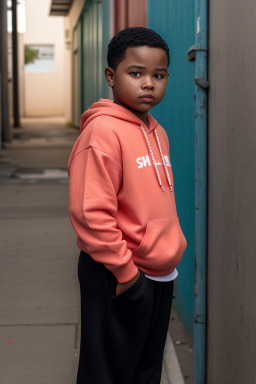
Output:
[113,100,149,128]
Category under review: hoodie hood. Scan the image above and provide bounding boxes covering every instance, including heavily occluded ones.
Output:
[80,98,158,134]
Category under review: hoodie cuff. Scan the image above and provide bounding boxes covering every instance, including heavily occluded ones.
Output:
[109,258,139,283]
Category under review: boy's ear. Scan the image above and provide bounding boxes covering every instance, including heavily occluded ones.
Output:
[105,67,115,88]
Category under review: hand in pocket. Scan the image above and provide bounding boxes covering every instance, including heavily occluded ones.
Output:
[115,270,140,296]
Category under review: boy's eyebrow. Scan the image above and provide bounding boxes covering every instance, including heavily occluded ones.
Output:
[127,65,145,70]
[127,65,168,72]
[155,68,168,72]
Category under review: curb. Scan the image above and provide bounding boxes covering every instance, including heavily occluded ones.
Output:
[164,332,185,384]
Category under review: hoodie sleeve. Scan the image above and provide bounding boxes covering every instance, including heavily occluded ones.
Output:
[69,145,139,283]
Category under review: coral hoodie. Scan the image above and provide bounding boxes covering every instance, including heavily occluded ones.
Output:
[68,99,187,283]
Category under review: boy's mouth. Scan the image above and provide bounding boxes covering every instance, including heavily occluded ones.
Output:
[139,94,155,102]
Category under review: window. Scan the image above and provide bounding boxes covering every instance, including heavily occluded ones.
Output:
[24,45,55,73]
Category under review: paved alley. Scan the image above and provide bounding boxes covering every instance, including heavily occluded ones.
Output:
[0,118,80,383]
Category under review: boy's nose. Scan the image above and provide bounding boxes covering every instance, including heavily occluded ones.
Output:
[142,77,154,89]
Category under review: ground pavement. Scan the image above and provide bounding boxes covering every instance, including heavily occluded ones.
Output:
[0,117,191,384]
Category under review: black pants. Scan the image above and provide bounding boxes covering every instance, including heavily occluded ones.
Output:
[77,251,174,384]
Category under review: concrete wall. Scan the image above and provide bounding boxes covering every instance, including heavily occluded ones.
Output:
[207,1,256,383]
[23,0,65,116]
[63,17,72,124]
[18,33,25,117]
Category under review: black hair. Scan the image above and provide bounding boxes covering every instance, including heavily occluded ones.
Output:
[107,27,170,70]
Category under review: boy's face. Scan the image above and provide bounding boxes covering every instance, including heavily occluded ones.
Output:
[105,46,169,122]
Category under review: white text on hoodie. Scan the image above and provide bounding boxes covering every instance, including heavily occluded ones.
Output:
[136,155,171,169]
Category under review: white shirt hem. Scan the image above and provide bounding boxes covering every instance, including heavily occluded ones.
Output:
[144,268,178,282]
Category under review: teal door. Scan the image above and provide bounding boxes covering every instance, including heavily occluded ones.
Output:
[81,0,103,110]
[73,0,112,126]
[147,0,195,340]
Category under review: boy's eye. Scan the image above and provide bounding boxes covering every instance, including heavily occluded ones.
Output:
[154,73,164,79]
[130,72,141,77]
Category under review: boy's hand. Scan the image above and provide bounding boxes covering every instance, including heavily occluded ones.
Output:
[116,270,140,296]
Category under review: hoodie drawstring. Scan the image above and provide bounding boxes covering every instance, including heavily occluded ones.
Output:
[140,125,173,192]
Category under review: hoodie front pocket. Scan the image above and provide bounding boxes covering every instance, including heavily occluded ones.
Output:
[132,217,187,270]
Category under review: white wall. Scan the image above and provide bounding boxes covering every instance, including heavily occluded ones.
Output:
[23,0,65,117]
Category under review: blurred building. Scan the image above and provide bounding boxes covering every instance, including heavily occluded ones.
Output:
[21,0,66,117]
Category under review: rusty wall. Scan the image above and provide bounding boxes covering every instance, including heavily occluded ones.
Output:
[114,0,147,33]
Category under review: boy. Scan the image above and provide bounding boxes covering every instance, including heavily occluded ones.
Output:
[68,27,187,384]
